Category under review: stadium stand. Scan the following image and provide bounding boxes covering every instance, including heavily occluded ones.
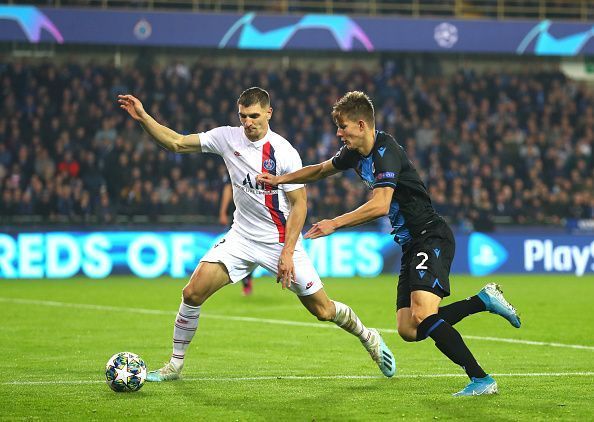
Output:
[0,58,592,229]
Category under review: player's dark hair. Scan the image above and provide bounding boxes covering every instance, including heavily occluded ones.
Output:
[332,91,375,126]
[237,87,270,108]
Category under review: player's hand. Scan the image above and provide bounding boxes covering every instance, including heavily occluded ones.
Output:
[277,249,296,289]
[118,94,146,121]
[304,219,337,239]
[218,213,229,226]
[256,173,281,187]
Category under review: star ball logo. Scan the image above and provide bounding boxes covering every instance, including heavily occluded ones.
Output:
[434,22,458,48]
[468,233,508,276]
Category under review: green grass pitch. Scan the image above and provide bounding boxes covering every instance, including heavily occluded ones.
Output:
[1,275,593,420]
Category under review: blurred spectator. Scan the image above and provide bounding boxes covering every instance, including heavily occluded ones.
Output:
[0,59,592,229]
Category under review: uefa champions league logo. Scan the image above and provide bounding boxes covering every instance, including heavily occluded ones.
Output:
[219,13,374,51]
[0,6,64,43]
[434,22,458,48]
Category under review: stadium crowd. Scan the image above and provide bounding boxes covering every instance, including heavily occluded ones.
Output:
[0,58,593,229]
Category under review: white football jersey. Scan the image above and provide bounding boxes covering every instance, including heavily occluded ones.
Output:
[199,126,305,244]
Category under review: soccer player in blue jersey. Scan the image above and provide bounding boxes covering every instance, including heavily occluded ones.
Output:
[257,91,521,396]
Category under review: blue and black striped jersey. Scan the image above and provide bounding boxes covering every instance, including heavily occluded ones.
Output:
[331,131,439,245]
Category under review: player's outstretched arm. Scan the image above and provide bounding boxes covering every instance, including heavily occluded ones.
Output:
[304,187,394,239]
[118,94,201,153]
[257,158,339,186]
[276,187,308,289]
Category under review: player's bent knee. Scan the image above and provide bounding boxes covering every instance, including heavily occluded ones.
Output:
[397,324,417,342]
[182,284,205,307]
[411,310,433,328]
[182,285,202,306]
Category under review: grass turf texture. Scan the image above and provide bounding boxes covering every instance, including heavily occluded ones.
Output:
[1,275,593,420]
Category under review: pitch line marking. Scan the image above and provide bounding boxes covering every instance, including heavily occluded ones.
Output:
[2,372,594,386]
[1,297,593,352]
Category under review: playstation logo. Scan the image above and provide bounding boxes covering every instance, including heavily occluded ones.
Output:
[468,233,508,276]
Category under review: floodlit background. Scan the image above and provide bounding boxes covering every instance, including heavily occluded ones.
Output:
[1,1,593,420]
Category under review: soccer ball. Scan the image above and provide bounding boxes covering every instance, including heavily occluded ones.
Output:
[105,351,147,392]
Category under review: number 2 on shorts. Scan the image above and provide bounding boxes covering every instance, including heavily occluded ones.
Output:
[415,252,429,270]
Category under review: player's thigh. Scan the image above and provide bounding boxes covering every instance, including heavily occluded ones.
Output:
[200,231,258,284]
[256,242,323,296]
[410,290,441,322]
[184,261,231,304]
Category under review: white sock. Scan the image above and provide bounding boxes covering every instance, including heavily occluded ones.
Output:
[331,301,372,344]
[170,301,201,369]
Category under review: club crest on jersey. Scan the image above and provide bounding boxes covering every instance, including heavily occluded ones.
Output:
[263,159,275,171]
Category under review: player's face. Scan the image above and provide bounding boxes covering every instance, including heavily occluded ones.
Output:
[238,103,272,141]
[335,116,364,151]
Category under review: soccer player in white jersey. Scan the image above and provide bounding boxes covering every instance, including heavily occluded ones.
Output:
[219,180,254,296]
[118,87,396,381]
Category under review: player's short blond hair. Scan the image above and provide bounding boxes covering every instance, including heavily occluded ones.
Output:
[331,91,375,126]
[237,87,270,108]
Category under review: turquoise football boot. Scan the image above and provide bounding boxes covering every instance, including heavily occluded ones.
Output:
[364,329,396,377]
[146,361,182,382]
[453,375,498,396]
[478,283,521,328]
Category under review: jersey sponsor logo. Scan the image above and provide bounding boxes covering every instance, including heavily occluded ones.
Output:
[468,233,508,276]
[378,146,386,157]
[376,172,395,180]
[234,182,277,195]
[263,159,275,171]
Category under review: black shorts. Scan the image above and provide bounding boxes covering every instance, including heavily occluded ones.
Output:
[396,219,455,310]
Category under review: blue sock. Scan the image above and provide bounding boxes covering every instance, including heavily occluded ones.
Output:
[417,313,487,379]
